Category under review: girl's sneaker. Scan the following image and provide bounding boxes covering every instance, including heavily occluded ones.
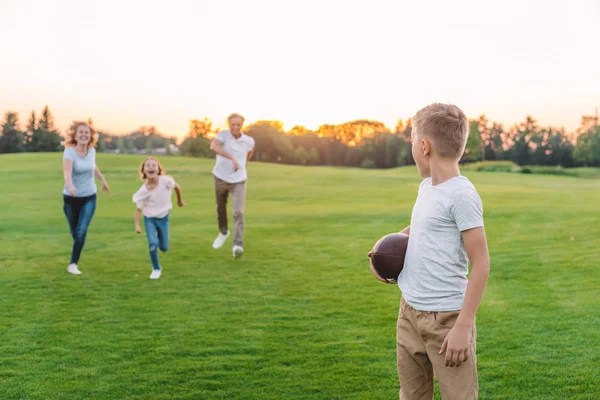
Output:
[150,269,162,280]
[67,264,82,275]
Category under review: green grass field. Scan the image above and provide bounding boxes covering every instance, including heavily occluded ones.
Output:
[1,153,599,400]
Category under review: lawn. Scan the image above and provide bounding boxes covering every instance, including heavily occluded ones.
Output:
[1,153,599,399]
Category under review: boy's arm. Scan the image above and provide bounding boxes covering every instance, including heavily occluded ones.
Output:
[134,208,143,233]
[440,226,490,367]
[456,227,490,326]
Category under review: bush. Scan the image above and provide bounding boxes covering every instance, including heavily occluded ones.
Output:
[520,166,600,178]
[463,161,521,173]
[520,166,568,176]
[179,136,214,158]
[360,158,376,169]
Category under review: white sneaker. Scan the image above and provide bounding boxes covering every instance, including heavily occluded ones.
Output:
[232,245,244,259]
[150,269,162,280]
[212,231,230,249]
[67,264,82,275]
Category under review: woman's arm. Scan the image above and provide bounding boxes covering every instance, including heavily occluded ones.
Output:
[63,158,76,196]
[95,166,110,193]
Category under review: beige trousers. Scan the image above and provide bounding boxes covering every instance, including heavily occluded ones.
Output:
[214,177,246,247]
[397,297,478,400]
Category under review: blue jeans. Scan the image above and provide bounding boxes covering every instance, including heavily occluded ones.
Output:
[144,214,170,270]
[63,194,97,265]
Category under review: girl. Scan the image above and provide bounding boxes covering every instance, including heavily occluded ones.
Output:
[133,157,185,279]
[62,121,110,275]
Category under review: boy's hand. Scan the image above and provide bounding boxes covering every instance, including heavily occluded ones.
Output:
[439,323,471,367]
[101,181,110,193]
[135,225,142,234]
[68,184,77,197]
[232,159,240,172]
[368,251,394,284]
[178,199,186,207]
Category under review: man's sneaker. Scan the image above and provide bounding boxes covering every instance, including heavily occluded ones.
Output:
[232,245,244,259]
[67,264,82,275]
[212,231,230,249]
[150,269,162,280]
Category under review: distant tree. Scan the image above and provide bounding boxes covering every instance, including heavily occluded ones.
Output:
[506,116,538,166]
[245,121,294,163]
[188,118,215,138]
[463,119,482,162]
[116,136,127,154]
[96,132,106,153]
[146,138,154,154]
[38,105,55,131]
[24,106,62,152]
[334,120,388,146]
[179,136,212,158]
[394,119,406,135]
[485,122,505,161]
[24,111,37,150]
[574,126,600,166]
[288,125,308,136]
[293,147,310,164]
[398,120,414,166]
[0,111,25,153]
[126,137,136,154]
[256,120,284,131]
[401,118,412,143]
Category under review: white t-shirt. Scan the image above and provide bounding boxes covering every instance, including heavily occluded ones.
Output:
[212,130,255,184]
[62,147,97,197]
[132,175,175,218]
[398,176,484,312]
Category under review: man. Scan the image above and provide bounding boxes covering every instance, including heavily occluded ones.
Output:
[210,113,255,258]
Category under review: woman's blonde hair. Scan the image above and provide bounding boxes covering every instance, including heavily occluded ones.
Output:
[65,121,98,148]
[139,157,165,179]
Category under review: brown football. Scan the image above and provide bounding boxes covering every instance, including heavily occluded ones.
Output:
[369,233,409,283]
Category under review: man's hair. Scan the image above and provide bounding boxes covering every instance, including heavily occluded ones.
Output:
[227,113,245,124]
[412,103,469,159]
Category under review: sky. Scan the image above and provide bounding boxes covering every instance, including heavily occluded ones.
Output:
[0,0,599,139]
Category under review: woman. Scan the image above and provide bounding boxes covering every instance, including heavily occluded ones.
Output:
[62,121,110,275]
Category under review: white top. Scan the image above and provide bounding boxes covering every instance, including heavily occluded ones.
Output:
[132,175,175,218]
[398,176,484,312]
[212,130,255,184]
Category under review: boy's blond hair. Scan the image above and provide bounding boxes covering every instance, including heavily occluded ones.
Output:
[413,103,469,159]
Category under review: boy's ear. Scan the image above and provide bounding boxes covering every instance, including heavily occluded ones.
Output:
[421,138,431,156]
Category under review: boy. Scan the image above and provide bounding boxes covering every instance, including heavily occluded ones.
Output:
[370,103,490,399]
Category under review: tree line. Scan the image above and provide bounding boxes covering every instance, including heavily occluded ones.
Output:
[0,106,178,156]
[2,106,599,168]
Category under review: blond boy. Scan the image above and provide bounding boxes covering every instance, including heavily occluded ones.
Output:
[370,103,490,399]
